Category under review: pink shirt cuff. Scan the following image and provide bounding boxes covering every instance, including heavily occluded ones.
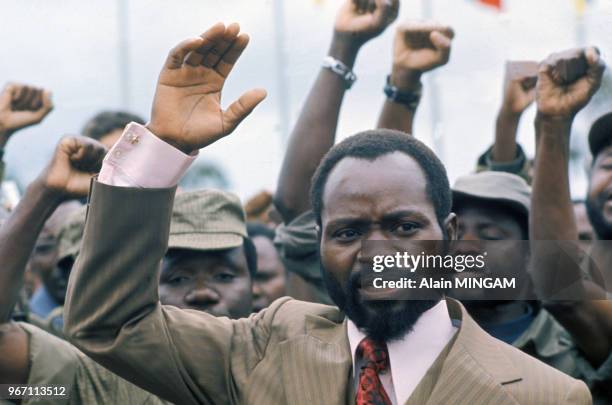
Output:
[98,123,197,188]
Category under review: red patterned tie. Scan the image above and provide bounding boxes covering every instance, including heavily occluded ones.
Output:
[355,337,392,405]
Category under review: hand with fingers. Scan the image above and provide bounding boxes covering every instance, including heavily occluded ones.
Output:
[146,23,267,155]
[0,83,53,147]
[38,136,106,199]
[390,22,454,89]
[500,61,538,116]
[536,47,606,122]
[334,0,400,48]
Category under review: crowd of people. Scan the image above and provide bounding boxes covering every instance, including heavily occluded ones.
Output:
[0,0,611,404]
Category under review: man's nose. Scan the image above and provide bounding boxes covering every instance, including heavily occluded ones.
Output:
[460,228,479,241]
[185,285,220,306]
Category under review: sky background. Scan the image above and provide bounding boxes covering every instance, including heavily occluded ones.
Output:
[1,0,611,202]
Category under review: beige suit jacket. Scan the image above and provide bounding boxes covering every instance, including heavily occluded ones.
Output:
[64,181,591,405]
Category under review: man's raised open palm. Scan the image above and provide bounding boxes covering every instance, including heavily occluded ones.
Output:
[147,23,267,154]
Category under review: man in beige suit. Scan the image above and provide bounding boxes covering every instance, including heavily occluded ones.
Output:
[64,14,599,405]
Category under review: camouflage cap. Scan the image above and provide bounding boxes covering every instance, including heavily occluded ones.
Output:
[452,171,531,219]
[169,190,247,251]
[57,205,87,263]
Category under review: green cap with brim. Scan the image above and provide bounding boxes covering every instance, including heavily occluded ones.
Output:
[452,171,531,219]
[168,189,247,251]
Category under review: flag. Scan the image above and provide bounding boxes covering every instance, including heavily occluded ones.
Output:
[475,0,502,10]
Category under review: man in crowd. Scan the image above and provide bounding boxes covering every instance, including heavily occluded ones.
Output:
[64,16,591,404]
[450,171,610,403]
[274,1,453,303]
[26,200,81,329]
[161,189,256,319]
[0,142,256,402]
[248,222,287,312]
[530,53,612,402]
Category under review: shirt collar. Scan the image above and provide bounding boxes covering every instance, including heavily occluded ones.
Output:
[347,299,457,404]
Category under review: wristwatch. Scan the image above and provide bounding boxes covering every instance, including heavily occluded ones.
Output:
[384,75,422,110]
[322,56,357,89]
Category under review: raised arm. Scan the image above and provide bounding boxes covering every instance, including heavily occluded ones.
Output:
[491,61,538,163]
[64,24,272,405]
[530,47,611,366]
[0,136,104,383]
[0,83,53,182]
[377,22,453,132]
[275,0,398,222]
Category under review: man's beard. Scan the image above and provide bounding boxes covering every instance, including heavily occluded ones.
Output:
[322,265,438,342]
[586,193,612,240]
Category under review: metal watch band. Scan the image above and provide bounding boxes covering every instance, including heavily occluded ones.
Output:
[384,75,422,110]
[322,56,357,89]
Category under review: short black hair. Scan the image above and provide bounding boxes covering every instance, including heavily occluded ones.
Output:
[82,110,145,141]
[247,222,276,241]
[310,129,452,228]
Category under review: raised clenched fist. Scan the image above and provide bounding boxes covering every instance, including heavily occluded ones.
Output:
[0,83,53,144]
[334,0,400,46]
[536,47,606,120]
[501,61,538,115]
[39,136,106,199]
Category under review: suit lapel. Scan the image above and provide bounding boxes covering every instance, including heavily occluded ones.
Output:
[280,311,353,405]
[423,299,522,405]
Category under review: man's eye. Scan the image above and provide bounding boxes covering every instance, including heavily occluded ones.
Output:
[599,161,612,170]
[480,232,503,241]
[215,273,236,282]
[393,222,419,234]
[168,276,190,285]
[334,229,360,241]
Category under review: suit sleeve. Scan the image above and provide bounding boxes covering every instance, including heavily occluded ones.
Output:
[63,181,279,405]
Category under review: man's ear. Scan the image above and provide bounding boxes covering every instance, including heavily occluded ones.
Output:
[444,213,458,241]
[316,224,322,242]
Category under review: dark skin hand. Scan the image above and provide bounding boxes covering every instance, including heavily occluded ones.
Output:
[274,0,399,223]
[0,136,105,383]
[530,47,611,367]
[146,23,267,154]
[377,22,454,133]
[492,61,538,163]
[0,83,53,149]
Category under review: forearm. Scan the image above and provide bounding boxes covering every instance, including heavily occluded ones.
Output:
[377,101,416,133]
[492,109,521,162]
[0,179,62,322]
[64,181,175,339]
[530,116,611,364]
[530,116,575,241]
[377,70,421,133]
[275,36,359,222]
